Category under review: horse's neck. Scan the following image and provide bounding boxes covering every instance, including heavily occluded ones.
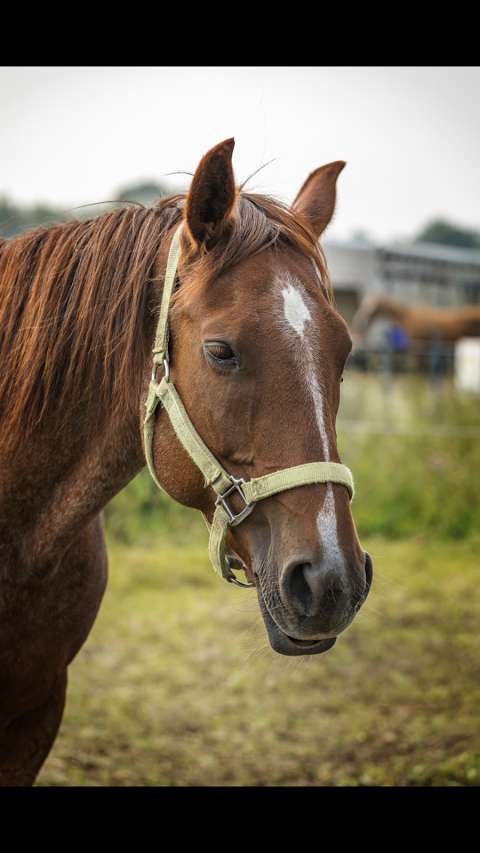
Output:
[372,296,410,324]
[0,404,145,571]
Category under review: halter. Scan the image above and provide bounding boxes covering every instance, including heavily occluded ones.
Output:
[143,222,355,587]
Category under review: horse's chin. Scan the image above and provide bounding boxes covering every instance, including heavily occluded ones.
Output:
[256,590,337,657]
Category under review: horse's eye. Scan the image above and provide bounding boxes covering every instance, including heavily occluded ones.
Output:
[203,341,237,366]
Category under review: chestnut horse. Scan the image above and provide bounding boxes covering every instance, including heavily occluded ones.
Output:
[0,139,372,785]
[352,293,480,346]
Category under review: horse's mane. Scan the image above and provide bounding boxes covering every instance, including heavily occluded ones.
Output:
[0,192,330,452]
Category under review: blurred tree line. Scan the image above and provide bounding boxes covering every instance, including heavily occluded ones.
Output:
[0,180,175,238]
[415,219,480,249]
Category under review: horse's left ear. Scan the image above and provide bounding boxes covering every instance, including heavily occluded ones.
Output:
[185,138,237,249]
[292,161,346,237]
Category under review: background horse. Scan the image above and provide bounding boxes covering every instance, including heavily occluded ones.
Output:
[0,138,371,785]
[352,293,480,346]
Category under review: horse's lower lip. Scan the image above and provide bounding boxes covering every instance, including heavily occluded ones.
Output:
[286,634,337,649]
[256,585,338,656]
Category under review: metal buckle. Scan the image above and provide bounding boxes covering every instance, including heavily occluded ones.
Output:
[151,358,170,383]
[215,476,254,527]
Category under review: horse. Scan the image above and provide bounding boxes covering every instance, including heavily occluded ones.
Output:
[352,293,480,347]
[0,138,372,785]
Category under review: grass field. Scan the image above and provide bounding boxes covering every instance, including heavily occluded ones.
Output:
[38,530,480,787]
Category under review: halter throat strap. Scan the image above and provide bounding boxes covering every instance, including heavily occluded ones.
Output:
[143,222,355,586]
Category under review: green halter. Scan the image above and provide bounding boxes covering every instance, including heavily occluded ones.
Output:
[143,222,355,586]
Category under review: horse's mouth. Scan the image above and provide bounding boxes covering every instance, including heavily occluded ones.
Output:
[285,633,337,654]
[256,590,337,657]
[286,634,336,650]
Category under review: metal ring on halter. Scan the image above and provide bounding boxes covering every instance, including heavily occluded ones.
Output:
[227,574,255,588]
[151,358,170,383]
[226,555,255,588]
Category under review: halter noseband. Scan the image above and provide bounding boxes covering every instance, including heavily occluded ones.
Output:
[143,222,355,587]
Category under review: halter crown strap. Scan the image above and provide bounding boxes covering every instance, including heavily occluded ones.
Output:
[151,223,183,366]
[143,222,355,585]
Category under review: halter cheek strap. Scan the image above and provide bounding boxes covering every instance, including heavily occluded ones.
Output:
[143,222,355,586]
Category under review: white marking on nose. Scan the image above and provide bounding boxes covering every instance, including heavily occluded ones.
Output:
[317,484,346,572]
[280,274,346,573]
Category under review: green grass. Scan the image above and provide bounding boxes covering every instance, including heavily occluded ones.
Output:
[339,373,480,540]
[38,531,480,787]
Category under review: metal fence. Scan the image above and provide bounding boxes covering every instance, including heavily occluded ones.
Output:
[347,344,455,380]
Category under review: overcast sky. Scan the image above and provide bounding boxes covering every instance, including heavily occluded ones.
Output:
[1,66,479,242]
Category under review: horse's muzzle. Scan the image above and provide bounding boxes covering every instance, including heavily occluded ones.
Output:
[257,551,373,656]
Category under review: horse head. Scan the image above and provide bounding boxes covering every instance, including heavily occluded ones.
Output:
[145,139,372,656]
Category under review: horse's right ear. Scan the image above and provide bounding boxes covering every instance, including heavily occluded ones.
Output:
[185,138,237,250]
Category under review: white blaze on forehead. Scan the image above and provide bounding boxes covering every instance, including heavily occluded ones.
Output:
[280,277,330,462]
[279,274,346,573]
[282,283,312,338]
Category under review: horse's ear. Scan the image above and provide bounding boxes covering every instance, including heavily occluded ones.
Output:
[185,138,237,249]
[292,161,346,237]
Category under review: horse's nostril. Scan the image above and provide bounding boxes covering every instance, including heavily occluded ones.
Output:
[285,562,314,615]
[283,560,347,617]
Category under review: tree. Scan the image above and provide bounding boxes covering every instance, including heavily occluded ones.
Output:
[415,219,480,250]
[114,180,174,205]
[0,180,181,239]
[0,196,68,238]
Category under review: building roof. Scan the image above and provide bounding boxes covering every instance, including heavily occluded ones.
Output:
[324,237,480,267]
[384,240,480,265]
